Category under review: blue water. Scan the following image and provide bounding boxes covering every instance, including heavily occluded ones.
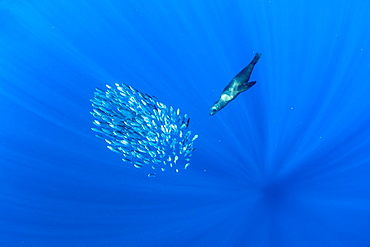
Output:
[1,0,370,246]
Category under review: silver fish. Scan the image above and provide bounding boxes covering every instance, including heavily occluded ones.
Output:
[90,83,199,175]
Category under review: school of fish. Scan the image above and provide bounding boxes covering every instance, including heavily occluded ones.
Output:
[90,83,198,177]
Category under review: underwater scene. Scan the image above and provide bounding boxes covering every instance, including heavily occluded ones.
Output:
[0,0,370,246]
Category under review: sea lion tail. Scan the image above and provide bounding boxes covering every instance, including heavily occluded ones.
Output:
[251,53,262,64]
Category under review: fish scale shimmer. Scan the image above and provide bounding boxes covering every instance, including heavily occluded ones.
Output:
[90,83,198,177]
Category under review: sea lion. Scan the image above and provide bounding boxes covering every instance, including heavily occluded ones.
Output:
[210,53,261,116]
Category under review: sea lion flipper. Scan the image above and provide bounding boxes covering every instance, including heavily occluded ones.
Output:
[239,81,257,92]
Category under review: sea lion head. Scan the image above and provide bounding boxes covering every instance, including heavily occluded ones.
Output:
[210,105,218,116]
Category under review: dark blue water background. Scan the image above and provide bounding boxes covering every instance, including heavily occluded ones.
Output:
[1,0,370,246]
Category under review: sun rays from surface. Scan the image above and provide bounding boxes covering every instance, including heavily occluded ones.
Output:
[0,0,370,246]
